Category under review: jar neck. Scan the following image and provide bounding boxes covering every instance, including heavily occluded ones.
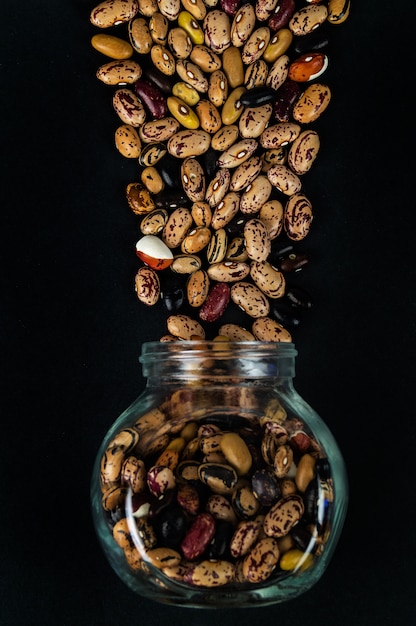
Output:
[139,341,297,385]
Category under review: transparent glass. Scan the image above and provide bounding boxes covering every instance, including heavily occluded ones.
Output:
[91,341,348,608]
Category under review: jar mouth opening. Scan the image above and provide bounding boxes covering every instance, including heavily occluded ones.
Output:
[140,340,297,362]
[139,341,297,380]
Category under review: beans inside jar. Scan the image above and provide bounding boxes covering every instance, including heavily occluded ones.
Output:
[89,0,351,341]
[101,385,335,588]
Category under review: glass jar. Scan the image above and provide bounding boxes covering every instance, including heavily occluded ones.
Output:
[91,341,348,608]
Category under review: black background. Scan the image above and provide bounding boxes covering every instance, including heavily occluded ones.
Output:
[2,1,416,624]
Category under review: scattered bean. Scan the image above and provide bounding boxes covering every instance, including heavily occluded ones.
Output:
[89,0,351,342]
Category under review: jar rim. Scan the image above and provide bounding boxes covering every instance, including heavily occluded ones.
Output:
[140,340,298,362]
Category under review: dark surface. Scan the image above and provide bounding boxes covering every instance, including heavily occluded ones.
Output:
[2,1,415,624]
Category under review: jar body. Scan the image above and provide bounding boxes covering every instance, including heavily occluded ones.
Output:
[91,341,348,608]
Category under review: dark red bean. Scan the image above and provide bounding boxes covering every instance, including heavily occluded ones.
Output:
[221,0,241,17]
[180,513,216,560]
[272,79,302,122]
[142,63,173,94]
[134,78,167,119]
[199,282,231,322]
[268,0,296,32]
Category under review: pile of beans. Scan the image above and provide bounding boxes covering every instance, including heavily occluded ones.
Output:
[100,383,334,588]
[89,0,350,343]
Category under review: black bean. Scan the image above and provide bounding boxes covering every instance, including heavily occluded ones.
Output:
[158,154,183,189]
[270,299,303,329]
[278,251,310,273]
[207,521,234,559]
[252,469,280,506]
[291,523,317,552]
[285,285,314,309]
[153,188,191,210]
[239,86,277,108]
[154,505,187,548]
[161,287,185,312]
[292,23,331,55]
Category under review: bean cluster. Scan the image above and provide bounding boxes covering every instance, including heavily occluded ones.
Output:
[100,384,334,588]
[89,0,350,342]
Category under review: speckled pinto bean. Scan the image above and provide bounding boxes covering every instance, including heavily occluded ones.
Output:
[231,4,256,48]
[205,169,231,209]
[211,193,239,229]
[134,266,160,305]
[101,445,125,484]
[162,207,193,248]
[239,175,272,214]
[90,0,139,28]
[288,129,320,175]
[250,261,285,298]
[167,314,205,339]
[230,155,263,192]
[115,124,142,157]
[267,164,302,195]
[96,59,142,85]
[185,559,236,586]
[113,88,146,126]
[207,261,250,282]
[263,494,305,537]
[244,218,271,262]
[217,139,258,169]
[139,116,180,143]
[204,10,232,53]
[242,537,280,582]
[181,157,206,201]
[231,281,270,318]
[284,193,313,241]
[167,129,211,157]
[90,0,351,346]
[230,520,260,557]
[252,316,292,342]
[292,83,332,124]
